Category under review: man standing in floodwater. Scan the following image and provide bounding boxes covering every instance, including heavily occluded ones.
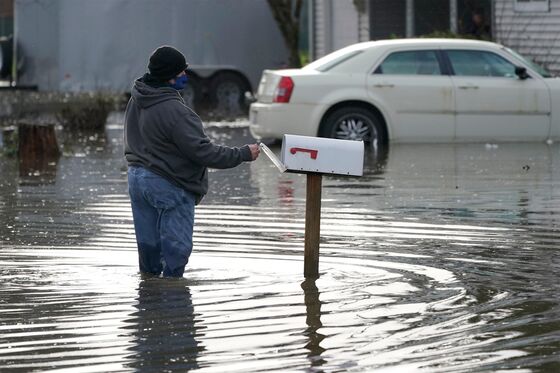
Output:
[124,45,260,277]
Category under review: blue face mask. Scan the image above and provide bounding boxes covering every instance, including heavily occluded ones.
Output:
[171,75,188,90]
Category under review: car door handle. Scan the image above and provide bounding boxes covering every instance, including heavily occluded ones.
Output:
[373,83,395,88]
[457,85,479,89]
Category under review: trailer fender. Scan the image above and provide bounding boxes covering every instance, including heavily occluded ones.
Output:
[208,71,251,115]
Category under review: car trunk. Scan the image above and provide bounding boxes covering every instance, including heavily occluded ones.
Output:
[256,68,310,103]
[256,70,282,103]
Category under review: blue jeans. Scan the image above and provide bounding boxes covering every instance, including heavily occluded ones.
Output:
[128,166,196,277]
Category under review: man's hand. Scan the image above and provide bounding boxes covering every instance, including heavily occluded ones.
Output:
[248,144,260,161]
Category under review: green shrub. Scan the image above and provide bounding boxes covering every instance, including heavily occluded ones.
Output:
[300,50,311,66]
[56,93,117,131]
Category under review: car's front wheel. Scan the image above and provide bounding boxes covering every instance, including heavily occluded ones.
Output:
[320,106,387,146]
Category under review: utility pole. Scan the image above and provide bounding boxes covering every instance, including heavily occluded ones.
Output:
[406,0,415,38]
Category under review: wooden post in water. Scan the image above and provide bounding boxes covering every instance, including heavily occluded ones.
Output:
[18,122,60,183]
[304,173,322,278]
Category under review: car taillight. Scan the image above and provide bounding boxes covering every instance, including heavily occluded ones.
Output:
[273,76,294,103]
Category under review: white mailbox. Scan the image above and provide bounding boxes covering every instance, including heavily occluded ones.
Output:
[277,134,364,176]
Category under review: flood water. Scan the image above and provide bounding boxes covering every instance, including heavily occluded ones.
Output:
[1,114,559,372]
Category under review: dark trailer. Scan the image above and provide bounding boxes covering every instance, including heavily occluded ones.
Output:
[13,0,289,112]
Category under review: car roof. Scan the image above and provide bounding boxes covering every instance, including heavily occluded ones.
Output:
[303,38,510,74]
[350,38,503,51]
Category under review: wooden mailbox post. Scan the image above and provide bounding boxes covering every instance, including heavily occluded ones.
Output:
[261,134,364,278]
[304,173,322,278]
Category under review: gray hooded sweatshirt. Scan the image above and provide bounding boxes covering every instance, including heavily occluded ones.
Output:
[124,77,252,204]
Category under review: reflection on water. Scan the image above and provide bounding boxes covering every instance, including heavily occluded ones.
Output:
[301,279,326,370]
[125,278,200,372]
[0,116,559,372]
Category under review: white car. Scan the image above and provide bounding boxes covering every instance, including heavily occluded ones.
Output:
[250,38,560,144]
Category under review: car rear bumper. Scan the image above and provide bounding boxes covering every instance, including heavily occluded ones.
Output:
[249,102,319,140]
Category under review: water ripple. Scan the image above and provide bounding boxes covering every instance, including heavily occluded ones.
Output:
[1,126,559,372]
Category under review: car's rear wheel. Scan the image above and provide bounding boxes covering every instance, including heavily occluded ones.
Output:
[320,106,387,146]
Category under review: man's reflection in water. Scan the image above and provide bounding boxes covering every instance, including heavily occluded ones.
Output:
[301,278,327,370]
[126,278,202,372]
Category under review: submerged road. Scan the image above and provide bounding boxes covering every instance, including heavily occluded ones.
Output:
[0,115,559,372]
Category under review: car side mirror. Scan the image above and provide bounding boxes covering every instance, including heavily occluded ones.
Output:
[515,66,530,80]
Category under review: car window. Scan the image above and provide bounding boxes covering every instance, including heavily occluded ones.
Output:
[447,50,517,78]
[304,47,366,72]
[313,50,364,72]
[375,50,441,75]
[504,47,552,78]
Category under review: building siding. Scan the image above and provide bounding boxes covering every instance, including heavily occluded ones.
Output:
[494,0,560,74]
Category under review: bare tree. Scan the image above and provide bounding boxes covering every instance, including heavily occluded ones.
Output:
[267,0,304,68]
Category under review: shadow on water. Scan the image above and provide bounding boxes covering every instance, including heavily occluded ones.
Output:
[1,117,560,372]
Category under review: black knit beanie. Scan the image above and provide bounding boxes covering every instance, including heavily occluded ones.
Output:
[148,45,188,81]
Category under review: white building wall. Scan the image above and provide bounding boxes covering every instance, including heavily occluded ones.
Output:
[312,0,366,59]
[494,0,560,74]
[331,1,360,50]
